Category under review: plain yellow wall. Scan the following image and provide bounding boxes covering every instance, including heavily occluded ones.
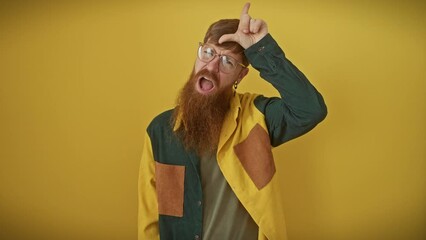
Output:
[1,0,425,239]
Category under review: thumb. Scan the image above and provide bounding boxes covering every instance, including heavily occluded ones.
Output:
[218,33,239,44]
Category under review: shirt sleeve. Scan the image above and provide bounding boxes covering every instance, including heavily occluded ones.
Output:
[138,131,160,240]
[244,33,327,147]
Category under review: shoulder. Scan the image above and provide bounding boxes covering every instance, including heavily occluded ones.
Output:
[237,92,260,106]
[237,92,267,117]
[147,109,175,133]
[237,92,278,111]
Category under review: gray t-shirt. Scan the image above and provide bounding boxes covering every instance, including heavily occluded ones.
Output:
[200,154,258,239]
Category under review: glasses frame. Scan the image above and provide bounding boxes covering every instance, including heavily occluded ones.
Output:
[197,42,247,73]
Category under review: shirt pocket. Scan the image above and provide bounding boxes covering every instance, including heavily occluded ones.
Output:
[155,162,185,217]
[234,123,276,190]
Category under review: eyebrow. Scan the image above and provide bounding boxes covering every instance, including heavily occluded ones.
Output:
[205,43,242,60]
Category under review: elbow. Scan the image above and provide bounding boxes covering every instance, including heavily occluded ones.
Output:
[298,94,328,127]
[310,94,328,124]
[315,103,328,123]
[304,103,328,127]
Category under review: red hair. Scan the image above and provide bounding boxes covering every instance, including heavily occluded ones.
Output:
[203,19,249,66]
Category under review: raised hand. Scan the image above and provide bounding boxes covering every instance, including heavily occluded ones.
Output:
[218,2,268,49]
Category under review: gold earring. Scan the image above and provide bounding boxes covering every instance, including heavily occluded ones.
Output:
[233,81,238,90]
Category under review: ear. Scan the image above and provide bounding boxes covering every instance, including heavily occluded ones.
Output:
[237,67,249,84]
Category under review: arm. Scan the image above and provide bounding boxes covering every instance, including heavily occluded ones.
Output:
[138,132,160,240]
[246,34,327,146]
[219,2,327,146]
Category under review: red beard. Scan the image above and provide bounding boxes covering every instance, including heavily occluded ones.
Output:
[172,68,233,156]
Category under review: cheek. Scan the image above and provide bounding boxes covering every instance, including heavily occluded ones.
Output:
[194,59,204,73]
[220,74,238,88]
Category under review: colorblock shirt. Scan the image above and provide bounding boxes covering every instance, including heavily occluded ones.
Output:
[138,34,327,240]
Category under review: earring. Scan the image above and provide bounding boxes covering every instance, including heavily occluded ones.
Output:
[233,81,238,96]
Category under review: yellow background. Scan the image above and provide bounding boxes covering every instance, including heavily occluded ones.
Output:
[1,0,425,239]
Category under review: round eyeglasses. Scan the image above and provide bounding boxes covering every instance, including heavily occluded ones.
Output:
[197,43,247,73]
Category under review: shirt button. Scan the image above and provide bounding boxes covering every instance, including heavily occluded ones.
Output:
[194,235,200,240]
[197,201,202,206]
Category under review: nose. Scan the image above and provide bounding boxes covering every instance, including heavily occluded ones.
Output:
[205,55,221,73]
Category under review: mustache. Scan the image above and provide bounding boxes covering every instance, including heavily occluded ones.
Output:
[194,68,219,85]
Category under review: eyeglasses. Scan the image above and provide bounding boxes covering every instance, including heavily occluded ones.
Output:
[197,42,247,73]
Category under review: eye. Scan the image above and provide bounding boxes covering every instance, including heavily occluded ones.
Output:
[203,47,215,57]
[221,56,236,67]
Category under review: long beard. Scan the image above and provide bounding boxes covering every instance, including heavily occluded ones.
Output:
[172,69,232,156]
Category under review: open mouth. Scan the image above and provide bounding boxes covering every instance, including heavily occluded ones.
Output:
[196,76,216,94]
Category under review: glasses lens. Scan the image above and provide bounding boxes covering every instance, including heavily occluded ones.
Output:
[220,56,237,73]
[198,43,242,73]
[198,45,215,62]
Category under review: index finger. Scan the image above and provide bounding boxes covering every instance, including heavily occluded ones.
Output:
[240,2,251,17]
[239,2,251,33]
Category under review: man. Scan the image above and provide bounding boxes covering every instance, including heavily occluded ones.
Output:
[139,3,327,240]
